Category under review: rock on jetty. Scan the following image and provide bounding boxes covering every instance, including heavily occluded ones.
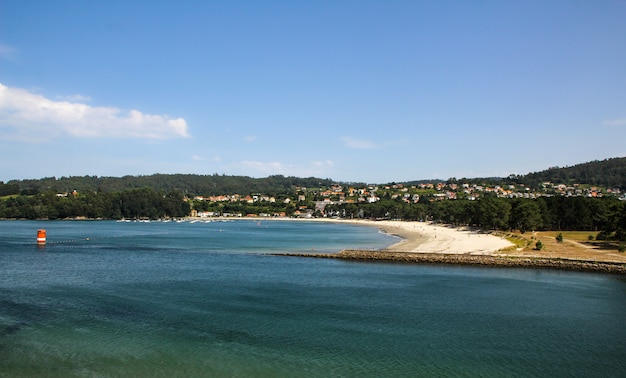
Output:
[280,249,626,274]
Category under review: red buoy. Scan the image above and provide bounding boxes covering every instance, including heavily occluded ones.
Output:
[37,229,46,245]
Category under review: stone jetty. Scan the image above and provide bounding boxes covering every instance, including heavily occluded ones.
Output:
[279,249,626,274]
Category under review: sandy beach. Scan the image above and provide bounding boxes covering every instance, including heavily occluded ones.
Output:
[353,219,513,254]
[300,218,513,255]
[209,216,514,254]
[290,218,626,273]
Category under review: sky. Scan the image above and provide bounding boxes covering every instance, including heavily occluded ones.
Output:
[1,1,625,183]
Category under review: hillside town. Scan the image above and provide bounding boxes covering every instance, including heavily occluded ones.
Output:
[189,181,626,218]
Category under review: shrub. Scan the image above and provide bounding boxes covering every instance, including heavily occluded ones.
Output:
[556,233,563,243]
[596,231,610,241]
[619,243,626,253]
[588,235,595,241]
[535,240,543,250]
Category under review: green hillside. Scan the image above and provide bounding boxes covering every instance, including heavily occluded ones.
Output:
[0,174,343,197]
[1,156,624,197]
[513,157,626,189]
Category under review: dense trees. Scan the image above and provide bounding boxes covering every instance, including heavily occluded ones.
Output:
[1,174,339,196]
[2,188,625,242]
[510,198,543,232]
[0,189,189,220]
[404,158,626,191]
[519,157,626,190]
[6,156,623,198]
[476,196,511,230]
[1,158,625,241]
[329,196,626,240]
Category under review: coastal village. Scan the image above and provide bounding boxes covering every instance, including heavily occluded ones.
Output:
[188,181,626,218]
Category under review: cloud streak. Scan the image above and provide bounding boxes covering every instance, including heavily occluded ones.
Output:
[0,83,189,141]
[192,155,222,162]
[341,137,378,149]
[604,118,626,127]
[0,43,16,60]
[56,94,92,103]
[236,159,334,177]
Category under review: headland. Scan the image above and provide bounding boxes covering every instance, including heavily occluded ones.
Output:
[276,218,626,274]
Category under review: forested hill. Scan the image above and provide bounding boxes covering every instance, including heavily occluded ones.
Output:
[0,174,341,196]
[513,157,626,189]
[401,157,626,190]
[1,157,624,197]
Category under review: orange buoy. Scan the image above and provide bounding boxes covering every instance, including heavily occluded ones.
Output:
[37,229,46,245]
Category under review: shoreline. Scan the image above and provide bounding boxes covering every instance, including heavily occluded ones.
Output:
[12,216,626,272]
[252,217,626,273]
[191,216,626,260]
[294,217,515,254]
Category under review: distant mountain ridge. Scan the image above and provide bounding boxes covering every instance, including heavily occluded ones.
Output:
[404,157,626,190]
[512,157,626,189]
[1,157,624,196]
[0,174,341,197]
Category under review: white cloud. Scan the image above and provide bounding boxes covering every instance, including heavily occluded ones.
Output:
[240,160,286,173]
[341,137,378,149]
[312,160,334,168]
[243,135,257,142]
[0,83,189,141]
[57,94,92,102]
[0,43,16,60]
[604,118,626,127]
[341,136,406,150]
[236,159,334,177]
[192,155,222,162]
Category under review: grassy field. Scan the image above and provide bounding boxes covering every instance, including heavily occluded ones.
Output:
[497,230,626,263]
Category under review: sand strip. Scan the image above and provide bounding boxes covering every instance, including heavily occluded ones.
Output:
[305,218,514,255]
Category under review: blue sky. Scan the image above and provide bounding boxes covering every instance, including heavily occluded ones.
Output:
[1,1,625,183]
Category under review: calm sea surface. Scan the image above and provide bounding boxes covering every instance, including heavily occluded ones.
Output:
[1,220,625,377]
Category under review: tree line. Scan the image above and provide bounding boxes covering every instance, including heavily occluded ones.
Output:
[2,187,625,242]
[0,188,189,220]
[0,174,340,196]
[326,196,626,241]
[507,157,626,190]
[3,156,624,197]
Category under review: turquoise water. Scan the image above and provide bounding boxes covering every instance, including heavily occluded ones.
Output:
[1,220,625,377]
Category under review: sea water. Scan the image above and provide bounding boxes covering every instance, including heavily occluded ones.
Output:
[0,220,625,377]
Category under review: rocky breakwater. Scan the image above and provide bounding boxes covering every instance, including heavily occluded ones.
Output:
[280,249,626,274]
